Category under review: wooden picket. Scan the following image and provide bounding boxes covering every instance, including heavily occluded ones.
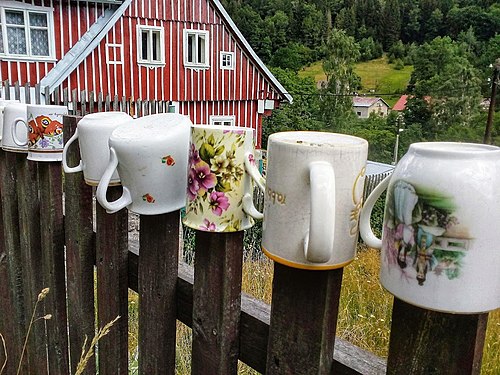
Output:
[0,85,492,375]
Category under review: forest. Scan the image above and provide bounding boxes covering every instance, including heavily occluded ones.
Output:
[221,0,500,162]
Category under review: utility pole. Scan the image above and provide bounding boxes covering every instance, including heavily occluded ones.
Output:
[484,58,500,144]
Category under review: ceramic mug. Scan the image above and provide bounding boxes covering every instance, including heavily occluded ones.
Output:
[63,112,132,186]
[96,113,192,215]
[12,104,68,161]
[182,124,264,232]
[2,103,28,153]
[360,142,500,313]
[0,99,20,147]
[261,132,368,270]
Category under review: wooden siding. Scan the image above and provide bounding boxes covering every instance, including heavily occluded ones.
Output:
[0,0,283,147]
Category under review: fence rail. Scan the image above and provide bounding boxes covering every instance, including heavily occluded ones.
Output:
[0,119,490,373]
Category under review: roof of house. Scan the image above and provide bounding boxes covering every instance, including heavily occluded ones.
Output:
[41,0,292,104]
[392,95,408,111]
[352,96,389,108]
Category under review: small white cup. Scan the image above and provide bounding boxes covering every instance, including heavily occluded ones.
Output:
[0,99,20,147]
[12,104,68,161]
[96,113,192,215]
[262,131,368,270]
[2,103,28,153]
[63,112,132,186]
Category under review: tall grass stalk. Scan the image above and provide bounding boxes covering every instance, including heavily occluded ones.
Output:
[0,333,6,375]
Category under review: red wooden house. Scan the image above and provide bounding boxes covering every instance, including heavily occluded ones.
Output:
[0,0,292,147]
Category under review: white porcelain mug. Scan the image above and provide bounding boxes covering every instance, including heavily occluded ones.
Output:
[182,125,264,232]
[2,103,28,153]
[96,113,192,215]
[63,112,132,186]
[0,99,20,147]
[262,132,368,270]
[12,104,68,161]
[360,142,500,313]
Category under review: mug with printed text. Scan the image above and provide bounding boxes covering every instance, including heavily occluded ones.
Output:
[12,104,68,161]
[262,131,368,270]
[63,111,132,186]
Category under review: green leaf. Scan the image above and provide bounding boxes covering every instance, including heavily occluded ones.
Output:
[199,143,215,163]
[215,145,225,155]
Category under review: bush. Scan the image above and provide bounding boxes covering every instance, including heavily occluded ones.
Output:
[394,58,405,70]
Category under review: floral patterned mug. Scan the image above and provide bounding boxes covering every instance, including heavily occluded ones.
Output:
[96,113,192,215]
[183,125,264,232]
[12,104,68,161]
[360,142,500,313]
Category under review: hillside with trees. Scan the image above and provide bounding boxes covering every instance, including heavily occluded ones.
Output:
[221,0,500,161]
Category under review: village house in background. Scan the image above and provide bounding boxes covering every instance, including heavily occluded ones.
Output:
[352,96,389,118]
[0,0,292,147]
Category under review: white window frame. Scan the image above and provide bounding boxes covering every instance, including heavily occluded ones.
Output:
[183,29,209,69]
[0,2,56,61]
[106,43,123,65]
[137,25,165,66]
[210,115,235,127]
[220,51,235,70]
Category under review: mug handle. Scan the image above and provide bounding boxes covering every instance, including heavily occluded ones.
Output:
[242,151,265,220]
[96,147,132,214]
[62,129,84,173]
[12,117,28,146]
[359,174,391,249]
[304,161,336,263]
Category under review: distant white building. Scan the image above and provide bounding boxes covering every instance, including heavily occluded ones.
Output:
[352,97,390,118]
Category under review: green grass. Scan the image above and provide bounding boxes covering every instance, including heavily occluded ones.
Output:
[299,55,413,107]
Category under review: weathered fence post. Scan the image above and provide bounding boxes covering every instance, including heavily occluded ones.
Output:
[191,231,245,375]
[63,115,96,374]
[0,150,26,374]
[16,157,48,374]
[38,162,70,374]
[266,264,344,374]
[386,298,488,374]
[138,212,180,373]
[96,188,129,374]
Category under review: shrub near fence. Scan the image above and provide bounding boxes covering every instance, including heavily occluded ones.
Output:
[0,118,493,372]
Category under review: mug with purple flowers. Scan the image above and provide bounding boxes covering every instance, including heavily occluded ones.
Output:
[183,124,264,232]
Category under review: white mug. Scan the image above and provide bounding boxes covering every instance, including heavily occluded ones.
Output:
[12,104,68,161]
[262,132,368,270]
[96,113,192,215]
[63,112,132,186]
[0,99,20,147]
[2,103,28,153]
[182,125,264,232]
[360,142,500,313]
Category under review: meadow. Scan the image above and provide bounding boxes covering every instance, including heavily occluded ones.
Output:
[298,55,413,107]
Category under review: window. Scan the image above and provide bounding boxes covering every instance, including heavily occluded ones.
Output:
[137,25,164,66]
[183,29,209,68]
[220,51,234,70]
[210,115,235,127]
[0,4,55,59]
[106,43,123,65]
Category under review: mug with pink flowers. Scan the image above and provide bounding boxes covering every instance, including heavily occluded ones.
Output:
[183,124,264,232]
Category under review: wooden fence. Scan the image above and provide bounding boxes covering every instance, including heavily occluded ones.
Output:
[0,111,490,373]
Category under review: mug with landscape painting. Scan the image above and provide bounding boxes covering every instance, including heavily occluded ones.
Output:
[182,124,264,233]
[359,142,500,313]
[96,113,191,215]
